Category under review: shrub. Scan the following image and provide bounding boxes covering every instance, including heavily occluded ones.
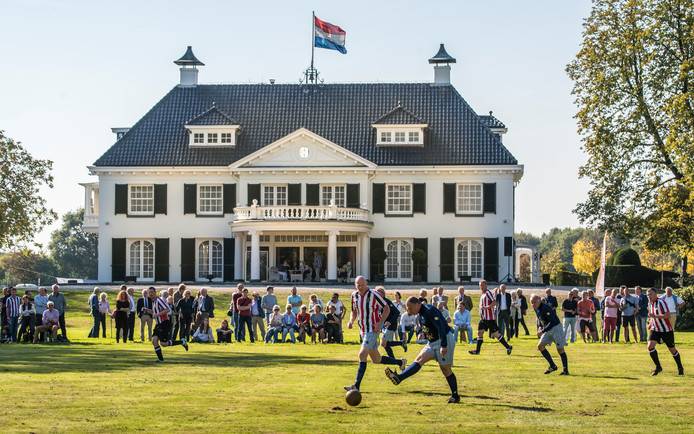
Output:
[371,248,387,264]
[610,247,641,266]
[593,265,656,287]
[411,248,427,265]
[674,286,694,331]
[553,270,591,286]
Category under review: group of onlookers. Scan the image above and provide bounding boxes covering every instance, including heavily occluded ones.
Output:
[0,284,68,343]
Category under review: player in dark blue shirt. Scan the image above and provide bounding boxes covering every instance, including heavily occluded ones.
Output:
[384,296,460,404]
[376,288,406,359]
[532,294,569,375]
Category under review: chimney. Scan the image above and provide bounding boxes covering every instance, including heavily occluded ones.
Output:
[428,43,456,86]
[174,46,205,87]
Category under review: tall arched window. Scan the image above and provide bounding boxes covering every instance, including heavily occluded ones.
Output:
[128,240,154,281]
[456,240,483,279]
[198,240,223,280]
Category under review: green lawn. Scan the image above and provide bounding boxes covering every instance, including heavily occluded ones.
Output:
[1,288,692,433]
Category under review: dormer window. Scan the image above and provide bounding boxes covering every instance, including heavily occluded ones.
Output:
[408,131,420,143]
[193,133,204,143]
[374,125,426,147]
[381,131,392,143]
[186,126,240,147]
[208,133,218,143]
[221,133,233,143]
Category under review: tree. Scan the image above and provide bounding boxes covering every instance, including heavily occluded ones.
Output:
[567,0,694,275]
[0,130,56,248]
[48,209,98,279]
[572,238,602,274]
[540,248,562,275]
[640,246,679,271]
[514,231,540,247]
[0,249,57,285]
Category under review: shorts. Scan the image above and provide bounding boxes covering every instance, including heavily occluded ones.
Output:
[382,329,397,342]
[423,331,456,366]
[478,319,499,336]
[579,319,596,333]
[539,324,566,349]
[649,330,675,348]
[153,320,172,342]
[361,332,380,351]
[622,315,635,327]
[604,317,617,330]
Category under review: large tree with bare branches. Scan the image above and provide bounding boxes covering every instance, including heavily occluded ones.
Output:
[567,0,693,275]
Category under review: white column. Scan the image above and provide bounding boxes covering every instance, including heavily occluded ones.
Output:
[233,232,243,281]
[250,230,260,281]
[360,233,370,279]
[327,230,338,281]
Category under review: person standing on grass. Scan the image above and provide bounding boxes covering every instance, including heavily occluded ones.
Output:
[660,287,684,330]
[176,289,195,341]
[453,301,473,344]
[137,288,154,342]
[236,288,254,342]
[5,287,21,342]
[647,288,684,376]
[193,287,215,330]
[251,292,266,342]
[287,287,302,315]
[48,284,67,341]
[87,287,100,338]
[152,289,188,362]
[375,287,406,357]
[126,287,136,342]
[17,294,35,343]
[588,290,601,339]
[230,284,244,341]
[562,289,579,344]
[577,291,597,342]
[620,287,639,343]
[531,294,569,375]
[261,286,277,325]
[496,284,513,340]
[510,292,522,339]
[469,280,513,356]
[614,286,625,342]
[542,288,559,312]
[636,287,649,342]
[114,290,131,343]
[98,292,110,338]
[516,289,530,336]
[344,276,406,393]
[603,289,619,343]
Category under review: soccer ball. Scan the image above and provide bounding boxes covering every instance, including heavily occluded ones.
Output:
[345,389,362,406]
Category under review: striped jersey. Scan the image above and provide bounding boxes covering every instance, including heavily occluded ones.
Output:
[351,289,386,335]
[153,297,170,323]
[479,290,496,321]
[5,295,21,317]
[648,299,673,332]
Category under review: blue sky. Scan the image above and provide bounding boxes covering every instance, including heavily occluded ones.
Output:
[0,0,592,247]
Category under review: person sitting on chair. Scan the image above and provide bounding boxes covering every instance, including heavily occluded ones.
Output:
[277,260,290,282]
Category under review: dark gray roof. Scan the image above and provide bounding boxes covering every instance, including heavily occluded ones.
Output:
[174,46,204,66]
[373,104,425,125]
[94,83,518,167]
[429,44,456,64]
[186,106,236,125]
[479,113,506,129]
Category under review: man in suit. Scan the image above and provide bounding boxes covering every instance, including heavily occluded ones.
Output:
[454,286,473,312]
[496,284,513,340]
[193,287,215,329]
[137,288,154,342]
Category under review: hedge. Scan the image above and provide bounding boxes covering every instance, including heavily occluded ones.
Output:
[591,265,678,287]
[552,270,592,286]
[610,247,641,266]
[674,286,694,331]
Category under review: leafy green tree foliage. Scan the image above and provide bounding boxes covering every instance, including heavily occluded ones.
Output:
[514,231,541,247]
[0,249,57,285]
[0,130,56,249]
[567,0,693,270]
[48,209,98,279]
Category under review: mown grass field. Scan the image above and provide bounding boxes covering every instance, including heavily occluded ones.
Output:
[0,287,692,433]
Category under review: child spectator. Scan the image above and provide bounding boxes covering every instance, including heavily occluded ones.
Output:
[216,319,233,343]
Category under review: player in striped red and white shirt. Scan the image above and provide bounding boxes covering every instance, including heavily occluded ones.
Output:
[469,280,512,356]
[150,288,188,362]
[344,276,406,392]
[646,288,683,376]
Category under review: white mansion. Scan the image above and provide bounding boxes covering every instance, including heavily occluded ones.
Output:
[81,44,524,284]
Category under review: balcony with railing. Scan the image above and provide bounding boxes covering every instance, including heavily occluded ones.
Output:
[233,200,369,222]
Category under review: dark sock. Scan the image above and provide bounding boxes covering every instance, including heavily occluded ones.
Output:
[540,349,556,367]
[170,340,181,346]
[649,349,661,368]
[445,373,458,396]
[384,344,395,358]
[498,336,511,349]
[673,352,683,370]
[475,338,483,353]
[559,352,568,370]
[354,361,367,389]
[397,362,422,382]
[154,346,163,361]
[380,356,402,366]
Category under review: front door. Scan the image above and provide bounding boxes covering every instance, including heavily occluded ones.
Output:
[385,239,412,281]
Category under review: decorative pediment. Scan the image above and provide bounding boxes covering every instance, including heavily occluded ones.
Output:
[373,103,425,125]
[230,128,376,168]
[186,106,237,126]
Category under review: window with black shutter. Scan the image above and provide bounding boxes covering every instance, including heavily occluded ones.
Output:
[184,184,196,214]
[346,184,360,208]
[305,184,319,205]
[440,238,454,281]
[115,184,128,215]
[372,183,385,214]
[223,238,235,281]
[111,238,126,281]
[484,238,499,282]
[288,183,302,205]
[443,183,456,214]
[154,238,169,282]
[483,183,497,214]
[154,184,167,215]
[180,238,195,281]
[223,184,236,214]
[413,183,426,214]
[247,184,261,206]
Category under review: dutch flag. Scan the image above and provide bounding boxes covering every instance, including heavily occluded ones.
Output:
[314,15,347,54]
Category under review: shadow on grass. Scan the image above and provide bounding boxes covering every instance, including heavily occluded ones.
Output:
[0,344,354,374]
[488,403,553,413]
[578,374,638,380]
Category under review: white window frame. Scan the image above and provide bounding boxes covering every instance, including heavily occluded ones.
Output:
[197,184,224,215]
[196,239,224,282]
[456,183,483,215]
[127,239,155,282]
[193,133,204,144]
[455,239,484,280]
[320,184,346,207]
[207,133,218,143]
[186,125,239,147]
[384,238,413,282]
[380,131,392,143]
[127,184,154,216]
[262,184,288,206]
[385,183,412,215]
[373,124,426,146]
[221,132,233,143]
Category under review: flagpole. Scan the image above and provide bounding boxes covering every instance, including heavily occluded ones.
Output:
[311,11,315,71]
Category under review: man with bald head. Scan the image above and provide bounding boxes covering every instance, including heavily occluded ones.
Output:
[344,276,406,392]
